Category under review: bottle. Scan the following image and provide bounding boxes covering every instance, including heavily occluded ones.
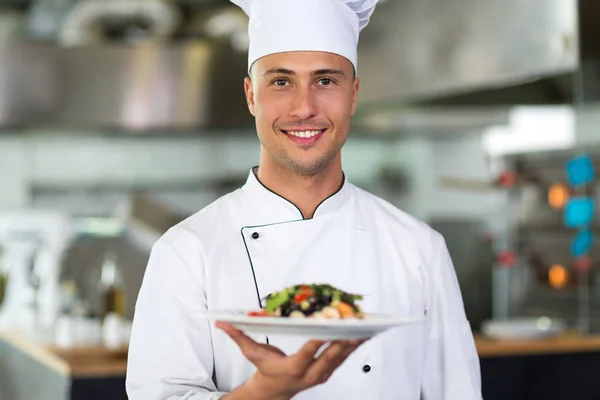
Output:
[99,253,126,320]
[0,272,6,307]
[0,245,7,307]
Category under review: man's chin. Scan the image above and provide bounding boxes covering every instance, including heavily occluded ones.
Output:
[280,155,334,176]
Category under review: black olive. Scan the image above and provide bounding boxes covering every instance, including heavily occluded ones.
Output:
[304,306,316,316]
[281,302,299,317]
[285,303,299,316]
[318,294,331,306]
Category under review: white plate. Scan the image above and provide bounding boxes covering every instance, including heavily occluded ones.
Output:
[199,310,425,340]
[481,317,566,340]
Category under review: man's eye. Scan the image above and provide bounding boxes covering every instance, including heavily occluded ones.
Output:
[319,78,333,85]
[274,78,288,86]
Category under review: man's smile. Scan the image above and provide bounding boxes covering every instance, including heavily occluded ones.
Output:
[281,128,327,146]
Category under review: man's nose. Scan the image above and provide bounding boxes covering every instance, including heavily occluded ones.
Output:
[289,86,318,120]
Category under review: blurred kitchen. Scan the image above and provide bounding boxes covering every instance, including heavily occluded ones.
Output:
[0,0,600,399]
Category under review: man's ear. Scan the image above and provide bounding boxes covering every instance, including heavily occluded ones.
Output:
[244,77,256,116]
[350,77,360,116]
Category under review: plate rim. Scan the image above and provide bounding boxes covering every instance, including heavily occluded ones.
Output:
[198,309,426,327]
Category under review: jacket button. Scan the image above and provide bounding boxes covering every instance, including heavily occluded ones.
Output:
[251,232,259,239]
[362,364,371,373]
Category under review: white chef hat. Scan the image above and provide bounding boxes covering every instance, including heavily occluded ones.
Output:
[230,0,379,74]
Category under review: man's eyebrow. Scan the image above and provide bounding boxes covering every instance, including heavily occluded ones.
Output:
[312,69,346,78]
[262,68,347,78]
[263,68,295,77]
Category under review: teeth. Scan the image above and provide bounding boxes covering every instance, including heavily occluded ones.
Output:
[286,130,322,138]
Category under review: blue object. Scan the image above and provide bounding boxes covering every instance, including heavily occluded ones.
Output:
[566,154,595,187]
[571,229,594,257]
[564,197,595,227]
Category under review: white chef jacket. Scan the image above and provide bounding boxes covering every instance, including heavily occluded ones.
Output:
[126,169,482,400]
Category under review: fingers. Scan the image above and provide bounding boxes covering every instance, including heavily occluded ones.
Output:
[250,338,325,377]
[217,321,367,389]
[215,321,254,350]
[303,341,362,386]
[347,338,368,346]
[215,322,273,362]
[215,321,247,342]
[293,340,327,362]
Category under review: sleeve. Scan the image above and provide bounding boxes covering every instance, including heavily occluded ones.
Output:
[125,232,229,400]
[420,231,483,400]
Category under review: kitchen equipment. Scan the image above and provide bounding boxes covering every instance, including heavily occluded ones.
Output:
[98,252,126,319]
[493,148,600,333]
[0,211,75,339]
[57,193,186,321]
[0,37,252,131]
[429,219,495,332]
[0,249,7,308]
[482,317,567,340]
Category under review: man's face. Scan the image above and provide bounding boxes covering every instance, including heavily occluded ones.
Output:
[244,51,359,176]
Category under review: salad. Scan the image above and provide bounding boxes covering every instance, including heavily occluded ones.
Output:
[247,283,365,319]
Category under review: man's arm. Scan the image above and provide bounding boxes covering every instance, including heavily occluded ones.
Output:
[420,231,482,400]
[126,230,228,400]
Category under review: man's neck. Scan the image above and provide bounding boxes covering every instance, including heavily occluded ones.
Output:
[255,156,344,219]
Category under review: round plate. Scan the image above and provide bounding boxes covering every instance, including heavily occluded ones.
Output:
[199,310,425,340]
[481,317,567,340]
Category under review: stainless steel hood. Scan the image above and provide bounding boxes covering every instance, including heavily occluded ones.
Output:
[356,0,590,107]
[3,0,596,132]
[0,1,254,132]
[57,41,252,131]
[0,40,253,131]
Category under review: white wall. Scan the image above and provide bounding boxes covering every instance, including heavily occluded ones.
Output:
[0,131,414,217]
[428,136,502,220]
[0,136,29,208]
[0,127,506,229]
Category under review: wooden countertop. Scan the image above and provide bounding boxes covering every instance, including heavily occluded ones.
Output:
[475,332,600,357]
[47,344,128,378]
[4,330,600,378]
[0,331,128,378]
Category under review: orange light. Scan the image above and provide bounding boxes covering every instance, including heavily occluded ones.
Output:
[548,264,568,288]
[548,183,569,210]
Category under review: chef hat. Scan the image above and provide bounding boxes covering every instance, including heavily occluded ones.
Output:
[230,0,379,74]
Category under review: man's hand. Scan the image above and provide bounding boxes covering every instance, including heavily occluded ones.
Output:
[216,321,366,400]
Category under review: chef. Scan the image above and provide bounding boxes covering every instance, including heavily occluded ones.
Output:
[126,0,483,399]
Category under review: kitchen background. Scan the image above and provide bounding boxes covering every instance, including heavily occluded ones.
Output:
[1,0,600,399]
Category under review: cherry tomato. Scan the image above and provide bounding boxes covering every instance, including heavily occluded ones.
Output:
[247,310,269,317]
[294,287,314,303]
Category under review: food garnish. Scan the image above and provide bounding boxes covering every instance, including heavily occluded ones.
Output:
[247,283,365,319]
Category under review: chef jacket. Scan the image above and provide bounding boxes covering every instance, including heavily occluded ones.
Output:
[126,168,482,400]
